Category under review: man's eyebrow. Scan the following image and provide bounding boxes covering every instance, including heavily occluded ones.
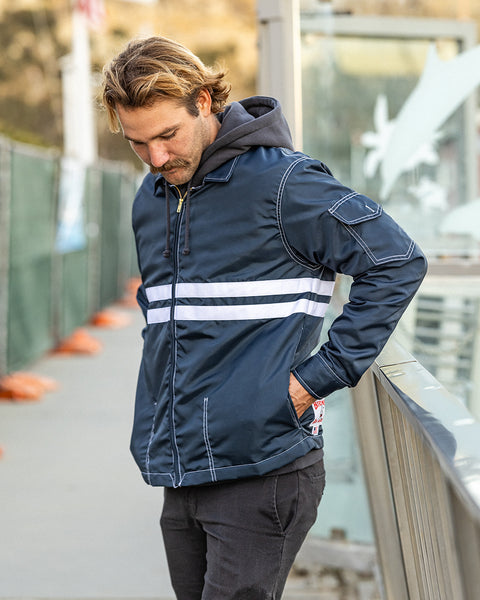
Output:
[124,125,180,144]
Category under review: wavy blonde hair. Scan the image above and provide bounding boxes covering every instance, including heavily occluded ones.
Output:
[102,36,231,132]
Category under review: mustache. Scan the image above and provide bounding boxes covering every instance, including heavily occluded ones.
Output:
[150,159,189,175]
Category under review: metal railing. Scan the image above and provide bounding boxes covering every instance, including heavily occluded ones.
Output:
[352,340,480,600]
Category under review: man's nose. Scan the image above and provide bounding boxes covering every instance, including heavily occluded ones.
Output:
[149,142,170,167]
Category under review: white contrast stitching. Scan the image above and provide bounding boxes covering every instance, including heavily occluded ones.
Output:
[344,225,415,265]
[329,191,359,212]
[203,397,217,482]
[328,193,383,224]
[145,418,156,485]
[292,370,321,400]
[205,156,239,182]
[142,438,317,479]
[314,353,350,387]
[275,157,322,271]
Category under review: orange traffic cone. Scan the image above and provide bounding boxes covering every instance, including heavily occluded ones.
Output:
[118,277,142,308]
[90,308,131,329]
[53,328,103,355]
[0,372,58,402]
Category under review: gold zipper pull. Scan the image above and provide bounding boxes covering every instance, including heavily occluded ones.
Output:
[173,185,185,213]
[177,195,185,213]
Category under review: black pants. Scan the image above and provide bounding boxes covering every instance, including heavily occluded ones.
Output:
[160,460,325,600]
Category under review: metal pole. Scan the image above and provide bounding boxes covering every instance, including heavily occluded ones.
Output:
[257,0,303,150]
[61,5,97,165]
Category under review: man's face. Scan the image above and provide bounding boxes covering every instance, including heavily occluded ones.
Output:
[116,92,217,186]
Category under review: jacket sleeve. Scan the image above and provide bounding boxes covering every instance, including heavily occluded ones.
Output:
[136,282,149,344]
[280,158,428,399]
[136,282,148,321]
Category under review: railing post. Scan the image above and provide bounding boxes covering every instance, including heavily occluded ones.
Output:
[376,360,466,599]
[450,488,480,600]
[351,371,408,599]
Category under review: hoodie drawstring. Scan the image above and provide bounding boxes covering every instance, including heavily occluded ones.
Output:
[182,183,191,255]
[163,181,192,258]
[163,183,171,258]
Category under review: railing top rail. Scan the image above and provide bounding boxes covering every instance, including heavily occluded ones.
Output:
[373,339,480,522]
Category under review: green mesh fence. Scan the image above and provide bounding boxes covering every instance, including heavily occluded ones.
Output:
[100,169,123,307]
[99,168,139,308]
[0,140,139,376]
[58,250,90,340]
[7,148,58,372]
[56,166,100,340]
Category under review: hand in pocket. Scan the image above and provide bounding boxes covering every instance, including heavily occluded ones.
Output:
[288,373,315,418]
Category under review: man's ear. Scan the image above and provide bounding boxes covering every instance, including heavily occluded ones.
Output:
[197,89,212,116]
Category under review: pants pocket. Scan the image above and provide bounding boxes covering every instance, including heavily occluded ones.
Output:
[273,470,299,534]
[273,460,326,536]
[303,459,326,510]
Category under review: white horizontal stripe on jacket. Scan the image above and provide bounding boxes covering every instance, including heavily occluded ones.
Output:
[145,277,335,324]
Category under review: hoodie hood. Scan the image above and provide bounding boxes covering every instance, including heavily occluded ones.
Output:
[191,96,294,187]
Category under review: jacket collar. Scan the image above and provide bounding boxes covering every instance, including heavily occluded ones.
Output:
[153,156,238,195]
[202,156,239,184]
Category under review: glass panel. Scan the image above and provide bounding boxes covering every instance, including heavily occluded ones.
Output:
[301,33,466,254]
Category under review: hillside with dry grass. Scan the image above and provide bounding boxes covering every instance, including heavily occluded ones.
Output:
[0,0,257,163]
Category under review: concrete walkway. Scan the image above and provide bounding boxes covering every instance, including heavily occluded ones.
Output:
[0,305,174,600]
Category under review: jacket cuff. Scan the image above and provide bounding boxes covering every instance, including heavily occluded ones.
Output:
[293,351,350,399]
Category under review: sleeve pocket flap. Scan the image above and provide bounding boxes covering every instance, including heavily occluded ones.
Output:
[328,193,382,224]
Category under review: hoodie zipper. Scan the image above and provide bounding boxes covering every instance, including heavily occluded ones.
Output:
[169,185,187,486]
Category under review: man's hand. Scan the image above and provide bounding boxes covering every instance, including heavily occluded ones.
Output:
[289,373,315,418]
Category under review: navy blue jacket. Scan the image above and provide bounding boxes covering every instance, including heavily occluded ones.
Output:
[130,98,427,487]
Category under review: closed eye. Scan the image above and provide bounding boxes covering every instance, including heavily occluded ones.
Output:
[160,130,177,140]
[126,129,177,146]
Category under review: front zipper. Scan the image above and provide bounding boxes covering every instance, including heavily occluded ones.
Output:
[174,185,187,213]
[169,185,186,486]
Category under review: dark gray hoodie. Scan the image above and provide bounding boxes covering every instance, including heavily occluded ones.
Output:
[191,96,295,187]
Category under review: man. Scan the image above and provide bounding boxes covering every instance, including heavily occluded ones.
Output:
[102,36,427,599]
